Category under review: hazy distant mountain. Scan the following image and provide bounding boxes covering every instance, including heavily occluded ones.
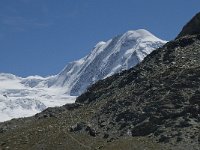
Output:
[0,73,76,122]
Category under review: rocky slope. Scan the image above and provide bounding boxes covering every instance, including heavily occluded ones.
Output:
[0,13,200,150]
[177,12,200,38]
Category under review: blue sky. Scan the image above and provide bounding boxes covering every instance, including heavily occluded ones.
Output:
[0,0,199,77]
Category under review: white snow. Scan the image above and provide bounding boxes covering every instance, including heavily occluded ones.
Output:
[0,74,76,122]
[0,29,167,122]
[53,29,167,96]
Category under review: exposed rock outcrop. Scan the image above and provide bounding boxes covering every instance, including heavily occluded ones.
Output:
[177,12,200,38]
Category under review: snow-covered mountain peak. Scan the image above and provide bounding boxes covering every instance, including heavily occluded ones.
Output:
[122,29,166,42]
[95,41,106,48]
[0,73,20,80]
[53,29,167,96]
[0,29,167,122]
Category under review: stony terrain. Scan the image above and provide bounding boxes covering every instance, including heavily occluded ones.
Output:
[0,13,200,150]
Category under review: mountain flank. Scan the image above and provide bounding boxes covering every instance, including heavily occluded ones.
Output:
[177,12,200,38]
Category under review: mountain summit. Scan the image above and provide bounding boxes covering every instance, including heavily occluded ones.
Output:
[53,29,166,96]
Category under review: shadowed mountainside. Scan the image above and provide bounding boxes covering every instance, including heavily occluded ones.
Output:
[177,12,200,38]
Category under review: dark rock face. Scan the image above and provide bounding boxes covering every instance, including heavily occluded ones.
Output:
[69,122,97,137]
[177,12,200,38]
[69,122,87,132]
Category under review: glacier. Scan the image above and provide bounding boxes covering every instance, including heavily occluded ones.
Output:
[0,29,167,122]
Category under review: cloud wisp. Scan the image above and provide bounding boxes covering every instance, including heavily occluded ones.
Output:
[0,14,53,32]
